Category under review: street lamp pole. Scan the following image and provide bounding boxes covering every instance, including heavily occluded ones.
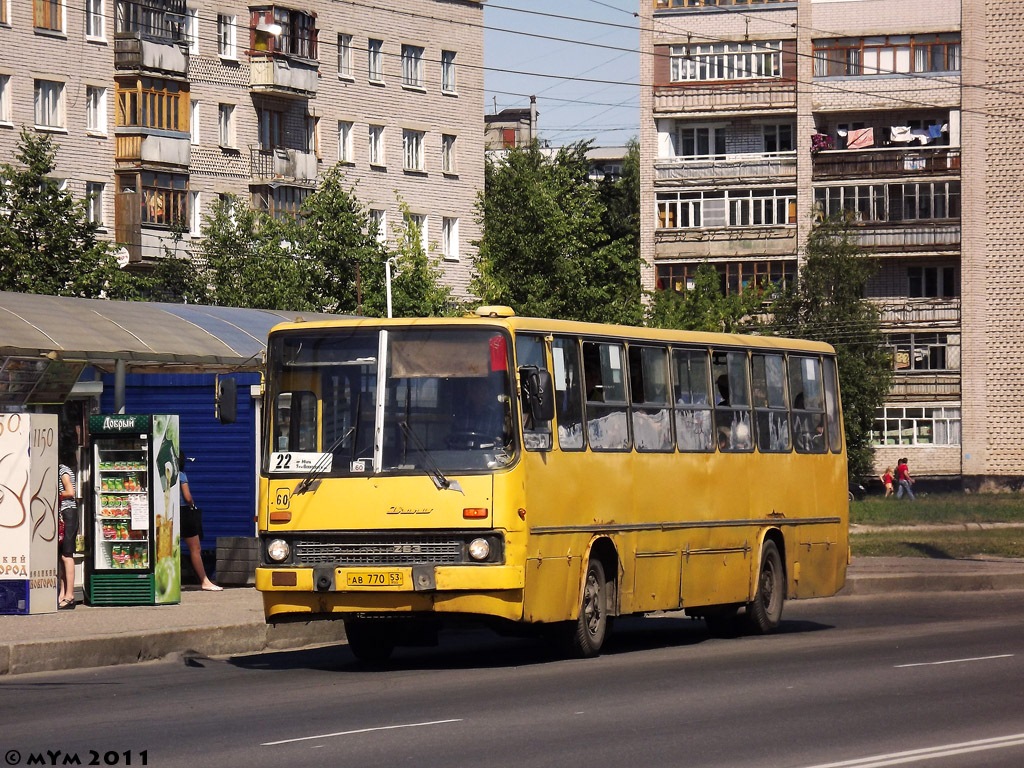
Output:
[385,257,399,318]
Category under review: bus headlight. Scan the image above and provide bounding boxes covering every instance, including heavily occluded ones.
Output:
[266,538,291,563]
[468,538,491,561]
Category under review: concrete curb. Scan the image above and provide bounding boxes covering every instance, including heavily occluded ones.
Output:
[841,572,1024,596]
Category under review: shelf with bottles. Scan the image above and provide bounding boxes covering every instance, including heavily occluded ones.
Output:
[98,474,147,493]
[99,519,148,542]
[100,541,150,570]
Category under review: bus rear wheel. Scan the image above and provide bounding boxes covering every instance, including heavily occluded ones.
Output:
[746,539,784,634]
[344,618,395,664]
[562,558,610,658]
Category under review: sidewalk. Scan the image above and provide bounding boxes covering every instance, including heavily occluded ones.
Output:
[3,556,1024,676]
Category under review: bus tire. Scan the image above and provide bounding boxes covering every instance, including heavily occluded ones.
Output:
[746,539,784,634]
[564,558,610,658]
[344,618,395,664]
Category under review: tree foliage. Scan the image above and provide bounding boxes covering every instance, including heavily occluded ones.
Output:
[0,130,125,298]
[473,141,641,324]
[768,214,892,478]
[646,262,765,333]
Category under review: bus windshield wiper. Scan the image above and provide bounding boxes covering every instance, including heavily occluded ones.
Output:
[399,420,463,494]
[293,425,356,495]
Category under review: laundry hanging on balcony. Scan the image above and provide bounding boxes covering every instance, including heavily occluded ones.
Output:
[891,126,915,143]
[845,127,875,149]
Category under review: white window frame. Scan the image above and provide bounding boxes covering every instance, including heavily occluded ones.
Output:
[442,217,459,261]
[85,0,105,39]
[185,7,199,54]
[34,79,65,131]
[189,190,201,235]
[190,99,200,145]
[670,40,783,82]
[0,0,9,27]
[403,129,424,171]
[408,213,428,254]
[338,120,353,163]
[401,44,424,88]
[86,85,107,135]
[86,181,105,227]
[218,103,235,148]
[337,33,353,79]
[368,38,383,82]
[872,405,960,447]
[441,133,456,174]
[368,124,385,166]
[441,50,456,93]
[369,208,386,244]
[0,75,13,125]
[217,14,236,59]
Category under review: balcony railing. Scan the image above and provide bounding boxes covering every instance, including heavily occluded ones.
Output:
[250,55,319,98]
[853,223,960,252]
[813,147,960,180]
[653,81,796,115]
[115,132,190,167]
[654,225,797,259]
[888,371,961,401]
[114,33,188,75]
[877,297,961,327]
[250,146,318,183]
[655,151,796,185]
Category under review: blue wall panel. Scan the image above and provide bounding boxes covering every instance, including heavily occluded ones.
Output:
[101,373,261,551]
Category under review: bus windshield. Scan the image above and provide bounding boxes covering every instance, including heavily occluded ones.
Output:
[266,326,516,476]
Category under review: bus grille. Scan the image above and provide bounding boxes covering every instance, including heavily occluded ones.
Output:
[292,535,465,566]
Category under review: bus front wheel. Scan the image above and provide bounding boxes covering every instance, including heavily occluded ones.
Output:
[562,558,610,658]
[746,539,784,634]
[344,618,395,664]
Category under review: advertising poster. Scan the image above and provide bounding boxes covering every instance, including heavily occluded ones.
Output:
[151,414,180,605]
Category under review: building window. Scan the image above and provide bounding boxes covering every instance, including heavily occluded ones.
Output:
[190,99,200,144]
[670,41,783,82]
[676,125,725,159]
[407,212,428,253]
[217,14,236,58]
[442,217,459,261]
[34,80,65,130]
[115,0,185,42]
[252,8,317,59]
[657,188,796,229]
[441,50,456,93]
[441,134,456,174]
[763,123,794,153]
[813,34,961,77]
[34,0,63,32]
[338,33,352,78]
[86,181,105,226]
[368,38,383,82]
[86,0,104,38]
[369,124,385,165]
[401,44,423,88]
[886,332,959,372]
[252,185,310,220]
[814,182,961,223]
[872,405,960,446]
[257,106,284,150]
[185,7,199,54]
[86,86,107,134]
[116,77,187,132]
[368,208,386,243]
[218,104,235,147]
[188,190,200,235]
[908,265,957,298]
[0,76,11,124]
[403,129,424,171]
[656,260,796,296]
[0,0,8,26]
[124,170,188,227]
[338,121,353,163]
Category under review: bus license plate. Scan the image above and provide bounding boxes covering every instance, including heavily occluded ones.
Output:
[345,571,405,588]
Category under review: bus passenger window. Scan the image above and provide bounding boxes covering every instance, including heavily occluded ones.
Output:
[672,348,713,452]
[712,350,752,452]
[552,337,584,450]
[516,333,553,451]
[822,356,843,454]
[629,345,672,452]
[583,341,630,451]
[752,353,791,452]
[790,355,827,454]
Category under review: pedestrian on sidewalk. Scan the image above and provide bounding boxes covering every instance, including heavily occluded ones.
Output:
[895,457,915,500]
[180,452,222,591]
[57,442,79,609]
[880,467,894,498]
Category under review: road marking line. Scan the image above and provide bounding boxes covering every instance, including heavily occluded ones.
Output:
[895,653,1013,668]
[262,718,463,746]
[800,733,1024,768]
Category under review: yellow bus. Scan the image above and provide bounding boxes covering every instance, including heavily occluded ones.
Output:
[256,307,848,661]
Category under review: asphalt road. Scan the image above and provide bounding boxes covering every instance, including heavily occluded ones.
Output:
[3,590,1024,768]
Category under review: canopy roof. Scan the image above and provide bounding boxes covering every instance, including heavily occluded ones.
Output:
[0,292,341,373]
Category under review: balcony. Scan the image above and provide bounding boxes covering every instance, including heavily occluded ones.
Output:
[655,152,796,186]
[653,82,795,117]
[813,147,960,181]
[250,55,319,98]
[250,146,318,183]
[888,371,961,401]
[115,131,190,168]
[853,223,960,253]
[114,33,188,76]
[654,226,797,260]
[877,297,961,328]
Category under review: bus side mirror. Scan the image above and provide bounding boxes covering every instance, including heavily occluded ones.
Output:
[217,376,238,424]
[520,367,555,423]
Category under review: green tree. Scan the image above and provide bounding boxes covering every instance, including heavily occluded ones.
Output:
[0,130,124,298]
[473,141,641,324]
[199,195,315,310]
[646,262,765,333]
[768,214,892,478]
[380,199,455,318]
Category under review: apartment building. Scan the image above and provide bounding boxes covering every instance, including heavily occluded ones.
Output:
[640,0,1023,487]
[0,0,483,297]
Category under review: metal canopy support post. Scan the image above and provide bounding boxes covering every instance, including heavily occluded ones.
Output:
[114,359,126,414]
